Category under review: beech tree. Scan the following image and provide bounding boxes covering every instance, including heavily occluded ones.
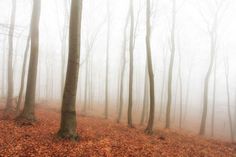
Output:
[127,0,134,128]
[145,0,155,134]
[16,31,31,114]
[57,0,83,140]
[5,0,16,113]
[17,0,41,121]
[104,0,110,119]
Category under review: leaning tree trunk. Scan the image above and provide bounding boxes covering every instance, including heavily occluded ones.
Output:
[127,0,134,128]
[16,32,31,115]
[5,0,16,113]
[17,0,41,122]
[166,0,176,129]
[199,33,216,135]
[145,0,155,134]
[57,0,83,140]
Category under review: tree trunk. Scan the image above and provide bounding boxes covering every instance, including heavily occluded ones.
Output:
[60,0,69,98]
[1,37,6,99]
[199,33,216,135]
[166,0,176,129]
[5,0,16,113]
[83,55,89,115]
[16,32,31,115]
[145,0,155,134]
[127,0,134,128]
[17,0,41,122]
[158,51,167,121]
[117,13,129,123]
[104,0,110,119]
[224,58,234,142]
[57,0,83,140]
[211,58,217,137]
[177,41,183,129]
[140,63,148,125]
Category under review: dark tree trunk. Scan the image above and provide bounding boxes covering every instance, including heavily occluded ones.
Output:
[145,0,155,134]
[57,0,83,140]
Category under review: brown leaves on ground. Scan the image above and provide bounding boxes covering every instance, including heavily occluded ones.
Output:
[0,106,235,157]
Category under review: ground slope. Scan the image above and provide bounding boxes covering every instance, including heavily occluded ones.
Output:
[0,106,235,157]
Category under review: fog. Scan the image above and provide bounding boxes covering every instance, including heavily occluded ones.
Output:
[0,0,236,143]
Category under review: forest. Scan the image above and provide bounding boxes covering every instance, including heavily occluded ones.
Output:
[0,0,236,156]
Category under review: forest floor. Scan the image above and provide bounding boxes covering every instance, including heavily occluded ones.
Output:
[0,105,235,157]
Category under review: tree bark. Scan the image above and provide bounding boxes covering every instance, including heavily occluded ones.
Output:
[117,13,129,123]
[57,0,83,140]
[127,0,134,128]
[17,0,41,122]
[145,0,155,134]
[166,0,176,129]
[5,0,16,113]
[104,0,110,119]
[224,58,234,142]
[16,32,31,115]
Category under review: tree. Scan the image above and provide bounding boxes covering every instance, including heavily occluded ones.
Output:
[127,0,134,128]
[177,39,183,129]
[140,63,149,125]
[211,56,217,137]
[17,0,41,122]
[145,0,156,134]
[1,37,7,99]
[5,0,16,113]
[117,13,129,123]
[166,0,176,128]
[104,0,110,119]
[198,0,225,135]
[224,56,234,142]
[57,0,83,140]
[16,31,31,115]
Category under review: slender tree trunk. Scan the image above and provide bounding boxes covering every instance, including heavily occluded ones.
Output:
[5,0,16,113]
[83,55,89,115]
[104,0,110,119]
[224,58,234,142]
[166,0,176,129]
[158,51,167,121]
[1,38,6,99]
[211,59,217,137]
[16,32,31,115]
[127,0,134,128]
[117,13,129,123]
[140,63,148,125]
[145,0,155,134]
[183,64,193,121]
[177,42,183,129]
[17,0,41,122]
[199,33,216,135]
[57,0,83,140]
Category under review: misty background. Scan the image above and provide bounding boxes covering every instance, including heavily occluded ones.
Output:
[0,0,236,141]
